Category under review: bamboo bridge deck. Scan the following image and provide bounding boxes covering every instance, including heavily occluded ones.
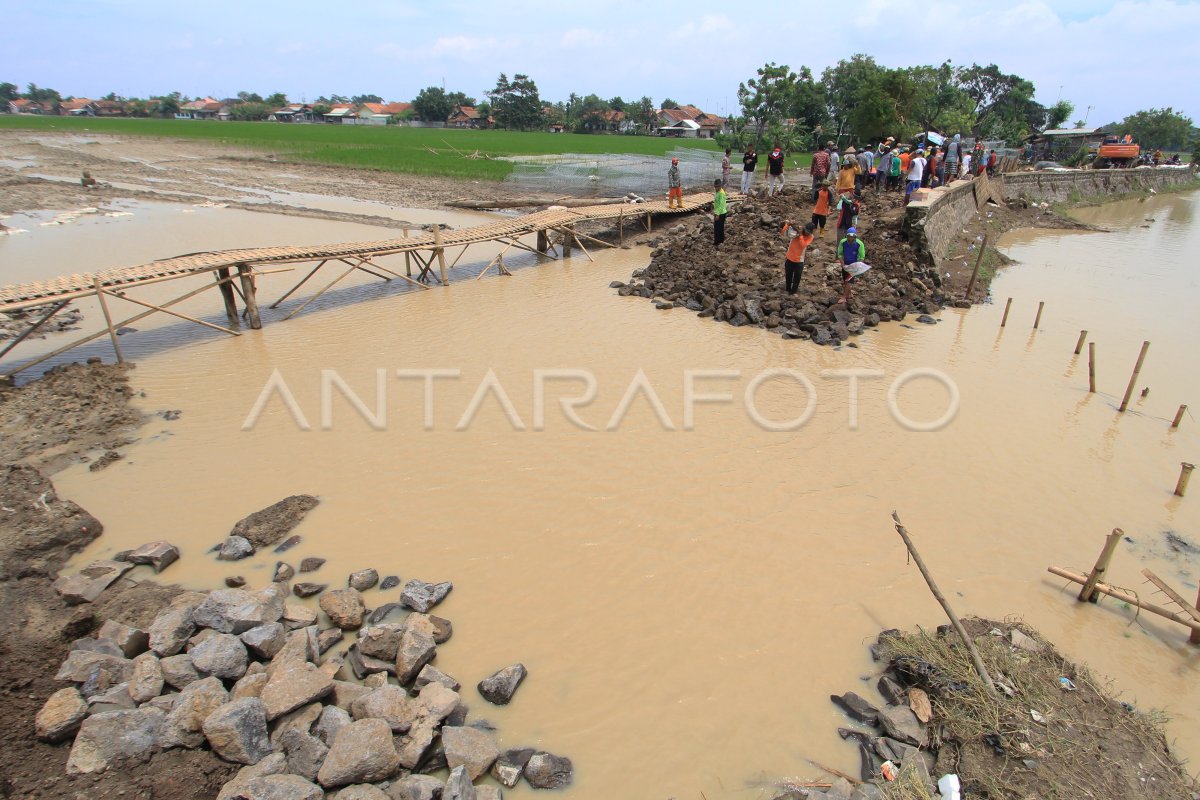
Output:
[0,191,730,378]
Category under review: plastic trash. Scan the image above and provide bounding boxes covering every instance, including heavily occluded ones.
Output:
[1058,677,1077,691]
[1030,709,1046,724]
[938,774,962,800]
[881,761,898,781]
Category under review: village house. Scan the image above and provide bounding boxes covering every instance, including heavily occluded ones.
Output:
[654,104,728,139]
[176,98,223,120]
[355,102,411,125]
[59,98,98,116]
[321,103,357,124]
[7,98,45,114]
[447,105,481,128]
[269,104,315,123]
[93,99,127,117]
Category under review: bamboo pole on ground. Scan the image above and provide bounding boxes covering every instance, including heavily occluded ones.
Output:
[1079,528,1123,602]
[891,512,999,699]
[1000,297,1012,327]
[1047,567,1200,635]
[1172,404,1187,429]
[1088,342,1096,393]
[1119,340,1150,412]
[236,265,261,329]
[1175,462,1194,497]
[433,224,448,284]
[1033,301,1045,329]
[92,277,124,363]
[964,234,988,299]
[1074,330,1088,355]
[0,300,69,360]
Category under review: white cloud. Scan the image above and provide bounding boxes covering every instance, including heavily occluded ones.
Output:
[674,13,733,39]
[560,27,606,48]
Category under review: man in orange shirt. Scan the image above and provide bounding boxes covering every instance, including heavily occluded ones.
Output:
[898,148,912,183]
[811,180,835,238]
[781,220,815,295]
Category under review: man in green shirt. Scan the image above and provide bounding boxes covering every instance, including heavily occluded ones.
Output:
[712,178,727,248]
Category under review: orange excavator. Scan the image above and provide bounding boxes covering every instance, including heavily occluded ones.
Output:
[1093,134,1140,168]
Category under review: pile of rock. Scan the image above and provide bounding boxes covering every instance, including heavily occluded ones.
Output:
[39,567,570,799]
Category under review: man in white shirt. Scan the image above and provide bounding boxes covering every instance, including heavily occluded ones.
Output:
[905,150,927,205]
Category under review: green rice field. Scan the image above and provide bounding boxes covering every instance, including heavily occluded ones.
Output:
[0,116,727,180]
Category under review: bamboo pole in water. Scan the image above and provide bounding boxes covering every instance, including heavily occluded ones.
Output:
[1079,529,1123,602]
[1172,404,1187,429]
[1119,341,1150,412]
[1088,342,1097,393]
[891,512,999,699]
[1074,330,1088,355]
[1000,297,1012,327]
[1047,566,1200,635]
[1175,462,1194,497]
[964,234,988,299]
[1033,301,1045,329]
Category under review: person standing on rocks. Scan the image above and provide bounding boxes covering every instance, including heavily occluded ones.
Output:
[905,149,927,205]
[944,134,962,183]
[837,228,868,304]
[835,190,860,243]
[741,145,758,194]
[811,180,835,238]
[712,179,728,248]
[781,220,815,295]
[856,146,874,193]
[836,149,858,196]
[809,143,832,201]
[767,144,786,196]
[876,148,892,192]
[721,148,732,189]
[667,157,683,208]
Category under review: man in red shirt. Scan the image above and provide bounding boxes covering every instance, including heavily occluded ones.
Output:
[781,221,815,295]
[809,142,833,202]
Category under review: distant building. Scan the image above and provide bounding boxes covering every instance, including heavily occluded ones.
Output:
[654,105,727,139]
[176,98,223,120]
[447,105,481,128]
[1030,127,1106,161]
[94,99,127,117]
[321,103,357,124]
[269,104,316,123]
[60,98,97,116]
[8,99,45,114]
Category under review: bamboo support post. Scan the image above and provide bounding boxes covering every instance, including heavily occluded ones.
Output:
[216,267,240,324]
[891,512,999,699]
[1192,584,1200,645]
[283,264,357,320]
[270,260,327,309]
[433,224,448,284]
[106,290,241,336]
[1047,567,1200,635]
[536,230,549,254]
[1140,569,1200,624]
[1171,404,1187,429]
[1074,330,1088,355]
[1175,462,1194,497]
[236,265,261,329]
[403,227,412,277]
[1088,342,1096,393]
[1033,301,1045,329]
[0,300,69,360]
[1000,297,1012,327]
[566,228,594,262]
[449,245,471,270]
[562,229,573,258]
[1079,528,1123,602]
[1119,340,1150,412]
[618,207,625,247]
[964,234,988,299]
[92,277,124,363]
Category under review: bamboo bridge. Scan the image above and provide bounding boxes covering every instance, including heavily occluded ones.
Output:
[0,192,730,379]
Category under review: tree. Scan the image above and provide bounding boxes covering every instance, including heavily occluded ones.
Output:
[660,98,680,109]
[25,82,62,109]
[1045,100,1073,130]
[636,96,656,130]
[905,62,970,139]
[237,91,264,103]
[446,91,477,108]
[488,73,542,130]
[311,103,332,117]
[352,94,383,105]
[575,93,610,133]
[153,95,180,117]
[821,55,887,143]
[737,62,803,147]
[0,82,17,103]
[957,64,1043,140]
[265,92,288,108]
[1118,107,1195,150]
[412,86,452,122]
[608,96,626,112]
[228,102,271,121]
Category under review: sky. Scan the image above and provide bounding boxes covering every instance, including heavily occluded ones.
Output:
[3,0,1198,127]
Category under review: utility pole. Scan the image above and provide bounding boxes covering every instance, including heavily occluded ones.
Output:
[1083,105,1094,126]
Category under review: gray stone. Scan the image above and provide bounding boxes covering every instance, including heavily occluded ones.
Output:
[878,705,927,748]
[147,694,179,712]
[399,580,452,613]
[279,728,329,781]
[283,603,319,628]
[268,626,319,671]
[162,676,229,749]
[219,535,256,561]
[229,774,325,800]
[53,560,134,604]
[295,582,328,598]
[491,749,534,788]
[226,576,248,588]
[318,718,401,788]
[128,651,164,703]
[242,622,288,659]
[314,704,352,746]
[358,623,406,662]
[96,619,149,657]
[349,568,379,591]
[261,660,333,720]
[274,562,295,582]
[380,576,400,591]
[850,784,884,800]
[475,788,502,800]
[35,687,89,742]
[88,682,137,713]
[300,557,326,572]
[395,627,436,685]
[216,753,289,800]
[523,752,573,789]
[414,664,460,693]
[428,616,453,645]
[269,701,323,746]
[825,777,854,800]
[318,627,345,655]
[126,540,181,572]
[255,583,289,624]
[350,686,414,733]
[232,671,270,700]
[395,683,460,770]
[830,692,879,724]
[191,633,249,679]
[65,707,165,774]
[321,588,366,630]
[442,726,499,781]
[71,636,125,658]
[231,495,320,548]
[347,645,397,680]
[385,775,443,800]
[877,674,906,706]
[194,589,270,634]
[339,786,390,800]
[149,592,207,656]
[161,653,202,690]
[444,765,475,800]
[203,698,272,765]
[477,664,526,706]
[55,649,131,683]
[330,680,371,711]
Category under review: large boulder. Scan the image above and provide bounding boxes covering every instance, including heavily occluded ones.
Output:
[52,560,133,604]
[125,540,181,572]
[203,697,272,765]
[226,774,324,800]
[339,786,390,800]
[230,495,320,548]
[524,752,573,789]
[232,672,269,700]
[348,568,379,591]
[218,535,255,561]
[160,653,201,689]
[190,632,249,680]
[349,685,414,733]
[314,704,351,746]
[279,728,329,781]
[444,765,476,800]
[357,624,406,662]
[55,649,130,683]
[477,664,527,706]
[414,664,460,693]
[261,660,333,720]
[395,682,460,770]
[95,619,150,657]
[491,748,535,788]
[65,707,166,774]
[193,589,271,634]
[386,775,444,800]
[149,592,207,656]
[320,588,366,630]
[269,701,323,746]
[878,705,927,748]
[128,651,164,703]
[162,676,229,749]
[442,726,500,780]
[395,627,436,685]
[35,687,89,742]
[399,579,452,613]
[317,718,400,788]
[215,753,288,800]
[241,622,287,659]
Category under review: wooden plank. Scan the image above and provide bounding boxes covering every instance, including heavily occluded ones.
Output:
[1142,569,1200,622]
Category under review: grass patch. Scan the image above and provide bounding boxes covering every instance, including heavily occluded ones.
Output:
[0,116,725,181]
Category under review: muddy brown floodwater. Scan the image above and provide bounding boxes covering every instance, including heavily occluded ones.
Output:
[18,191,1200,798]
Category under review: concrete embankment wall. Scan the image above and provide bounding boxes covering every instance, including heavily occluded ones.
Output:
[904,166,1198,262]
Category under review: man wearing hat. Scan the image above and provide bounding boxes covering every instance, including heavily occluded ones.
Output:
[667,156,682,208]
[836,147,858,195]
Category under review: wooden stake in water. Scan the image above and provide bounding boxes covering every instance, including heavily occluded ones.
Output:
[1192,584,1200,645]
[1088,342,1096,393]
[1074,330,1088,355]
[1119,341,1150,412]
[1175,462,1194,497]
[1079,528,1123,603]
[1000,297,1012,327]
[1033,301,1045,329]
[1172,404,1187,429]
[964,234,988,299]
